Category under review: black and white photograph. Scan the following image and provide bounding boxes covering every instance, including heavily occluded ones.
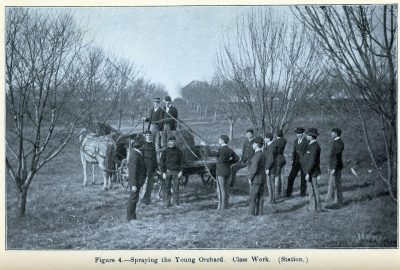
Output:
[2,0,399,266]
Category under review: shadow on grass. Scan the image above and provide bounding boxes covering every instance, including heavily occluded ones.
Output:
[342,190,390,207]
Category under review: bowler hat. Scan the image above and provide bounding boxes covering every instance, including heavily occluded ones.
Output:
[153,97,161,102]
[143,130,152,135]
[165,96,171,101]
[253,136,264,146]
[276,129,284,137]
[295,127,305,134]
[331,128,342,136]
[168,135,177,141]
[306,128,319,137]
[246,128,254,134]
[264,132,273,140]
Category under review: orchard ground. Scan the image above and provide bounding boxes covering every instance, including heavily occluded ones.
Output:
[6,105,397,249]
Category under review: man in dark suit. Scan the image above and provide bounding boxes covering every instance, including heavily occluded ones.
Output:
[139,130,158,205]
[144,97,164,152]
[160,136,184,206]
[301,128,322,212]
[325,128,344,207]
[162,96,179,150]
[248,136,266,216]
[286,127,308,197]
[210,135,239,210]
[274,129,287,197]
[230,128,255,188]
[126,136,146,221]
[264,132,277,203]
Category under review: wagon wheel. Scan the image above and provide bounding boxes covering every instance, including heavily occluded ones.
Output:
[180,175,189,187]
[200,173,215,190]
[154,175,165,200]
[116,159,128,189]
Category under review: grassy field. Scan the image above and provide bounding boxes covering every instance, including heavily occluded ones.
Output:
[6,107,397,249]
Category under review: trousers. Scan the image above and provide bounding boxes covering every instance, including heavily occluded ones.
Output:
[307,175,322,212]
[127,186,141,220]
[216,176,230,210]
[325,169,343,205]
[230,161,247,187]
[165,169,180,206]
[150,124,162,151]
[140,171,155,205]
[286,165,307,197]
[249,182,264,215]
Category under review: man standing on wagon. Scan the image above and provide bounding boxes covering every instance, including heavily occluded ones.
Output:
[162,95,179,149]
[144,97,164,152]
[209,135,239,210]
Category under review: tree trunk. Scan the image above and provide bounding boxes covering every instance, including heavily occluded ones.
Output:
[118,113,123,130]
[18,188,28,217]
[213,108,218,122]
[229,119,235,140]
[204,105,208,120]
[196,104,200,113]
[388,122,397,197]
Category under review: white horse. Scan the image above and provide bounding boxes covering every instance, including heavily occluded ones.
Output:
[79,128,117,190]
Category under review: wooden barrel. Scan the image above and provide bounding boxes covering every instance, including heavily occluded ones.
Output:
[175,129,200,162]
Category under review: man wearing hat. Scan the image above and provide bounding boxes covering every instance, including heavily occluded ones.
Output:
[139,130,158,205]
[230,128,255,188]
[160,135,184,206]
[247,136,266,216]
[286,127,309,197]
[126,136,146,221]
[209,135,239,210]
[301,128,322,212]
[162,96,179,149]
[325,128,344,207]
[274,129,287,197]
[264,132,277,203]
[144,97,164,152]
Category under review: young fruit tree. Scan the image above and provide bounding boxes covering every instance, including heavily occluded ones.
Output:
[6,8,85,217]
[294,5,397,201]
[215,7,320,136]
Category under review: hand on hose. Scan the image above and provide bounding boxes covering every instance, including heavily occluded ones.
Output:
[162,173,167,180]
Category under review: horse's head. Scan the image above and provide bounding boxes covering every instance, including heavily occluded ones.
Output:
[78,128,88,142]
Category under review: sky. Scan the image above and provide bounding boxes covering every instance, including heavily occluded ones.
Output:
[70,6,258,98]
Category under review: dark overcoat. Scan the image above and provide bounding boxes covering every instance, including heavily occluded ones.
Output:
[127,148,146,187]
[301,141,321,177]
[248,150,266,185]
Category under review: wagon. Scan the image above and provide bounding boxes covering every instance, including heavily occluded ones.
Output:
[180,154,217,188]
[114,129,218,192]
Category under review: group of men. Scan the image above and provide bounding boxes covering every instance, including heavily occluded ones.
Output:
[127,96,182,221]
[227,127,344,215]
[144,96,179,152]
[125,96,345,220]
